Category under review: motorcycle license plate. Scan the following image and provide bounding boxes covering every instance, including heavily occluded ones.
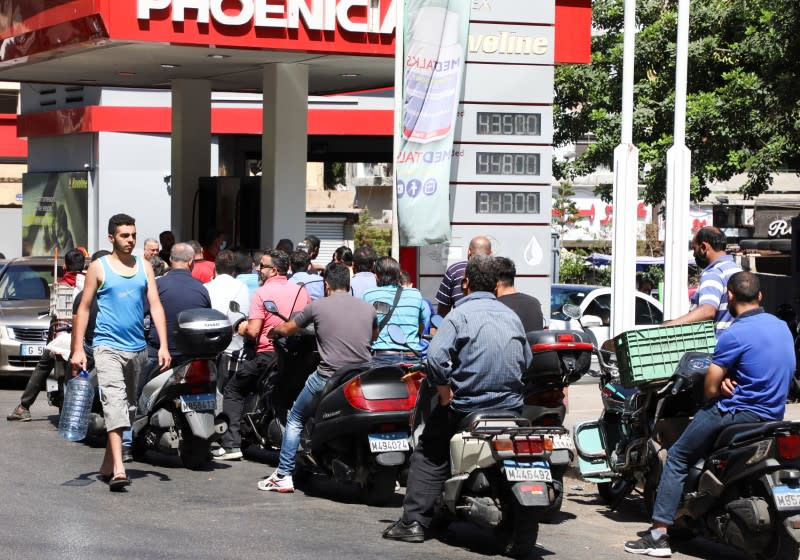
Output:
[368,432,410,453]
[20,344,44,357]
[179,393,216,413]
[504,460,553,483]
[773,486,800,510]
[549,433,574,450]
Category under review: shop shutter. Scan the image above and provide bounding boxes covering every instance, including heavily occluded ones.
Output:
[305,217,347,268]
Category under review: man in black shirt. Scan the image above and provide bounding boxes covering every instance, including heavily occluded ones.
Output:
[494,257,544,333]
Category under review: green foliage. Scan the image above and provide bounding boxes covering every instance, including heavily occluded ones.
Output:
[642,264,664,287]
[554,0,800,203]
[552,181,583,234]
[559,250,587,283]
[324,162,346,189]
[354,208,391,257]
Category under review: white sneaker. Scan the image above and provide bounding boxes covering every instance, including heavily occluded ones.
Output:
[257,472,294,493]
[211,447,243,460]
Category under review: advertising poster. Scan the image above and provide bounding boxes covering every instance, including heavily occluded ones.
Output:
[22,172,89,256]
[396,0,470,246]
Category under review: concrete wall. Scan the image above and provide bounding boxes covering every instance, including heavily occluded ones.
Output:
[97,132,218,254]
[0,208,21,259]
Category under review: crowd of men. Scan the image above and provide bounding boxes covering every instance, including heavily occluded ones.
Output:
[4,219,797,560]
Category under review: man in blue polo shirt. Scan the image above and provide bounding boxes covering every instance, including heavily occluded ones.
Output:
[624,271,795,557]
[664,226,741,335]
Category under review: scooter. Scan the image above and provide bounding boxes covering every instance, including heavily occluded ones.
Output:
[132,308,232,470]
[406,368,560,557]
[250,300,421,505]
[650,353,800,560]
[522,305,593,519]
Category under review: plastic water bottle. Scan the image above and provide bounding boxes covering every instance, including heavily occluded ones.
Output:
[58,370,94,442]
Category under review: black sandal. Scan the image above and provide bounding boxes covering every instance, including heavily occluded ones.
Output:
[109,472,131,492]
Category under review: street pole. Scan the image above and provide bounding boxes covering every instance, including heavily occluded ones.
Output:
[664,0,691,320]
[610,0,639,340]
[390,0,404,260]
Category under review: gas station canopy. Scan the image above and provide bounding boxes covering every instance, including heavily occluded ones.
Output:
[0,0,590,93]
[0,0,398,94]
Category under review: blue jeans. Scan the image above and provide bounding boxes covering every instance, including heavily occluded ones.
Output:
[652,404,760,525]
[276,371,328,476]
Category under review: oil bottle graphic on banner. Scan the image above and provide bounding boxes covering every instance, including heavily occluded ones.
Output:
[402,6,463,144]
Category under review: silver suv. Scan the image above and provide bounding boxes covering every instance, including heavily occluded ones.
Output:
[0,257,56,376]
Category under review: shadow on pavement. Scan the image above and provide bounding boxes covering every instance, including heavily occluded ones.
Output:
[433,520,556,559]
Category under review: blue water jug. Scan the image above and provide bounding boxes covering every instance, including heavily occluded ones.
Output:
[58,370,94,442]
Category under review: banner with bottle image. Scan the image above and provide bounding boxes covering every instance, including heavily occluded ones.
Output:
[396,0,470,246]
[22,172,89,256]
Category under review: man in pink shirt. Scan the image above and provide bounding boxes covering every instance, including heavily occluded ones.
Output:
[214,250,310,460]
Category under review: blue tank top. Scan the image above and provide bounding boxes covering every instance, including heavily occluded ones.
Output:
[93,256,148,352]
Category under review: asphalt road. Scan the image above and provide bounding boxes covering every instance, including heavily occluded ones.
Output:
[0,377,757,560]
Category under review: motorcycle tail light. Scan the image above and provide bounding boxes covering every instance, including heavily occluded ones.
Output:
[343,377,417,412]
[777,434,800,461]
[184,360,213,391]
[524,389,565,407]
[557,334,575,342]
[492,438,514,454]
[511,436,552,456]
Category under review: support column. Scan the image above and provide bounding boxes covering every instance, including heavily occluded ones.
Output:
[171,79,211,241]
[261,64,308,249]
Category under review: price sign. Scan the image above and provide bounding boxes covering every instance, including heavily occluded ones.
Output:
[455,104,553,144]
[451,146,552,184]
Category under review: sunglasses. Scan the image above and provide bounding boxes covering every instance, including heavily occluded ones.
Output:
[259,263,274,269]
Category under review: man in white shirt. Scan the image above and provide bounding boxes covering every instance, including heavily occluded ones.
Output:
[204,250,251,387]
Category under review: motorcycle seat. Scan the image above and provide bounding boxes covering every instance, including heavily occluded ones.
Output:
[457,410,524,432]
[713,421,792,448]
[319,362,373,400]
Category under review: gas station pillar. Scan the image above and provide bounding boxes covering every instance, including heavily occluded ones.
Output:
[171,79,211,241]
[261,64,309,249]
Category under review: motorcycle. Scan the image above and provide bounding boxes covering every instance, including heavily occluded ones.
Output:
[245,300,421,505]
[405,363,561,557]
[131,308,232,469]
[776,304,800,402]
[575,350,800,560]
[522,305,593,519]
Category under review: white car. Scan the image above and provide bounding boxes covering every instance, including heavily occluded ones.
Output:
[549,283,664,347]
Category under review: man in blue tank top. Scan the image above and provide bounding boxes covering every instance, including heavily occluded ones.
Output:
[71,214,171,492]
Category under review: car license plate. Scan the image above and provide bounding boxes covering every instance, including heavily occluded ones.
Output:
[504,460,553,482]
[773,485,800,510]
[20,344,44,357]
[368,432,410,453]
[549,433,574,450]
[180,393,216,413]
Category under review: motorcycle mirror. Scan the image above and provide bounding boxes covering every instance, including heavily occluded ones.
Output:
[263,300,289,322]
[229,301,241,313]
[387,324,407,345]
[562,303,582,320]
[430,315,443,329]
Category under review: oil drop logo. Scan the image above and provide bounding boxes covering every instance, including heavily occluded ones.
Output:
[524,235,543,267]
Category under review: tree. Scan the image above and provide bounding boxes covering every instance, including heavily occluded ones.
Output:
[552,181,583,239]
[554,0,800,205]
[354,208,391,257]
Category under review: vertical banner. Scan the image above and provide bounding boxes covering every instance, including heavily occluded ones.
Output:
[22,172,89,256]
[396,0,470,246]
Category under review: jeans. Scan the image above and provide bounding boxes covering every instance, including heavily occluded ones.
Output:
[652,404,761,525]
[276,371,328,476]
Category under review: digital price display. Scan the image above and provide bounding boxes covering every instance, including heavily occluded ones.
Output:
[476,191,540,214]
[476,152,541,176]
[477,112,541,137]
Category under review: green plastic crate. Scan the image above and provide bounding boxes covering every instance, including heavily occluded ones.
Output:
[614,321,716,388]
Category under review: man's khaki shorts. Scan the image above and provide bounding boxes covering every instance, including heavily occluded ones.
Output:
[94,345,148,432]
